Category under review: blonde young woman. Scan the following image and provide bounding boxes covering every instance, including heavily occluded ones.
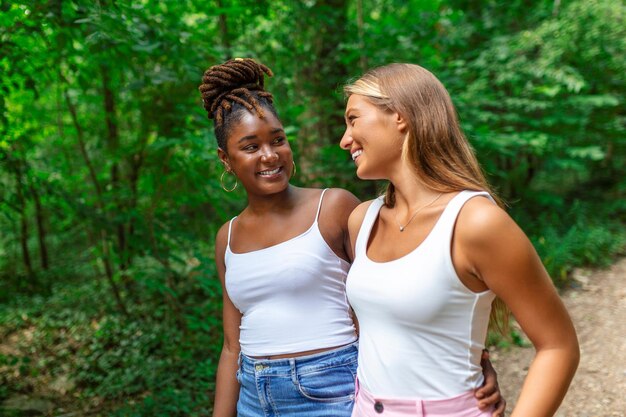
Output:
[340,63,579,417]
[199,58,505,417]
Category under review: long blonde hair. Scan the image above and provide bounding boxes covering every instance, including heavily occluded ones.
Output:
[344,63,503,208]
[344,63,508,334]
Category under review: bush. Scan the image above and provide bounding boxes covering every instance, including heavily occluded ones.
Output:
[514,199,626,287]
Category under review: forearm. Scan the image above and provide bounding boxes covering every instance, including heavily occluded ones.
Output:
[212,347,241,417]
[511,345,579,417]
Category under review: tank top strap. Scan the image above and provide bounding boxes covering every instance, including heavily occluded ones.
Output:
[313,188,329,223]
[434,190,495,240]
[449,190,494,215]
[354,197,385,255]
[226,216,237,249]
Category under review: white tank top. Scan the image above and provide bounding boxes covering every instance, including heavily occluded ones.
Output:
[346,190,496,399]
[225,189,357,357]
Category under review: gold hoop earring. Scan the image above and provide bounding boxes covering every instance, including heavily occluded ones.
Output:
[291,161,297,178]
[220,170,238,192]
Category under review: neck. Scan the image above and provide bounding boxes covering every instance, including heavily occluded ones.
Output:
[388,164,438,210]
[244,184,298,216]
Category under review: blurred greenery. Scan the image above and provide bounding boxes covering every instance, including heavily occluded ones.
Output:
[1,0,624,414]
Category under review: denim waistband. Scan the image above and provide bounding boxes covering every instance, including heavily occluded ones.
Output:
[239,341,358,376]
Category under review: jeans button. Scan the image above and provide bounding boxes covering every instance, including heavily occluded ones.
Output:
[374,401,384,413]
[255,364,264,372]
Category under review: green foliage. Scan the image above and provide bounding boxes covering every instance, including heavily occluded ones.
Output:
[453,0,625,203]
[0,275,220,415]
[518,199,626,286]
[487,327,532,349]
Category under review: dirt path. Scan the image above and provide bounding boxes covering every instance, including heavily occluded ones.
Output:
[490,258,626,417]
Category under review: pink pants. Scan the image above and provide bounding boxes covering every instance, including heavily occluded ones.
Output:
[351,379,494,417]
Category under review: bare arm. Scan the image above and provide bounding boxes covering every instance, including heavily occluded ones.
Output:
[345,199,374,337]
[456,198,579,417]
[318,188,361,263]
[346,200,373,260]
[318,188,362,334]
[212,223,243,417]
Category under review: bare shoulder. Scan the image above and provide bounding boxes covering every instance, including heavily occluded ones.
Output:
[456,196,515,239]
[215,221,230,248]
[456,195,529,253]
[317,188,360,229]
[322,188,361,211]
[343,199,377,259]
[214,221,231,275]
[348,199,377,232]
[317,188,361,237]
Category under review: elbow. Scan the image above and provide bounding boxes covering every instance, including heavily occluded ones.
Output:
[558,330,581,377]
[536,331,580,375]
[222,338,241,356]
[563,321,580,373]
[567,324,581,370]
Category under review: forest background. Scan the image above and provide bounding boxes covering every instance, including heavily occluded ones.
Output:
[1,0,625,415]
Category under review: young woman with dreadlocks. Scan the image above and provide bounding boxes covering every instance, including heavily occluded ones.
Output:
[199,58,505,417]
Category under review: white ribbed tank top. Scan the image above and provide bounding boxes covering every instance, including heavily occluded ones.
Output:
[346,190,496,399]
[225,189,357,357]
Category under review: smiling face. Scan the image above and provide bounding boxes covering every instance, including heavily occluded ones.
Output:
[218,110,293,196]
[340,94,405,180]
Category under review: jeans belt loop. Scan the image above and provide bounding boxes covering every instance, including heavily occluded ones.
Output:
[289,358,298,384]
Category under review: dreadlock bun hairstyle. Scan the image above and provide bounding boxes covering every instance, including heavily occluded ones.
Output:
[199,58,277,152]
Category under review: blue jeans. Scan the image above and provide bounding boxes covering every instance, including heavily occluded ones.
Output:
[236,342,358,417]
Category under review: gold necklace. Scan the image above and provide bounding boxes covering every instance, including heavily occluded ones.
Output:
[394,193,444,232]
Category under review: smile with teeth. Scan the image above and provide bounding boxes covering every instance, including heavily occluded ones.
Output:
[351,149,363,161]
[258,167,282,176]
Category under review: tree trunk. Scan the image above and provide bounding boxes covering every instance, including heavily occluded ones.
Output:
[296,0,350,181]
[127,136,148,262]
[553,0,561,17]
[101,64,131,279]
[356,0,368,73]
[216,0,232,59]
[64,88,128,316]
[29,182,49,270]
[13,162,37,289]
[146,149,188,333]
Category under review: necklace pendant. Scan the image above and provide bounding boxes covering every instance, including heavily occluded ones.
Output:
[393,192,444,234]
